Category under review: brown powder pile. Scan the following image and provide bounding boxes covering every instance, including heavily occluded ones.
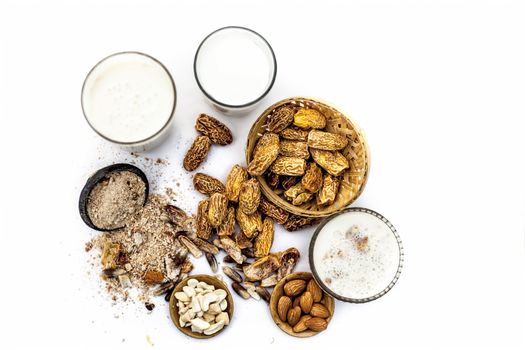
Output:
[87,171,146,230]
[91,194,192,303]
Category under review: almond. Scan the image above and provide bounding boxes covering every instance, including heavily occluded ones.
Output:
[277,296,292,322]
[305,317,328,332]
[292,296,301,308]
[283,279,306,297]
[287,306,301,327]
[299,291,313,314]
[307,279,323,303]
[292,315,312,333]
[310,303,330,318]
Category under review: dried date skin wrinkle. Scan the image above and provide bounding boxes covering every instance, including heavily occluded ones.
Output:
[183,136,211,172]
[195,113,233,145]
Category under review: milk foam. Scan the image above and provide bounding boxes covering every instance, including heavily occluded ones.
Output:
[313,211,401,299]
[82,53,175,143]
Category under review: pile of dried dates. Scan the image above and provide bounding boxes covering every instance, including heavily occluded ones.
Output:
[248,105,349,209]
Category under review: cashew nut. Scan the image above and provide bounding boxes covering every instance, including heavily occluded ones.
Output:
[190,318,210,331]
[215,312,230,325]
[203,320,225,335]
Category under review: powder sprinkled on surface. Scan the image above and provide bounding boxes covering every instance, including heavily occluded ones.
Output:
[91,194,193,303]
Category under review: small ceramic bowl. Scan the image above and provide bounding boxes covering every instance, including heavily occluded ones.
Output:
[169,275,234,339]
[269,272,335,338]
[78,163,149,231]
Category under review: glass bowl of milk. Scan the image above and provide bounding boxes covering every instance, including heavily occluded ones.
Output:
[309,208,404,303]
[194,26,277,113]
[81,52,176,150]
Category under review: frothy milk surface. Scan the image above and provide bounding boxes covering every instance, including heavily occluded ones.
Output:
[195,28,274,106]
[313,211,401,299]
[82,53,175,143]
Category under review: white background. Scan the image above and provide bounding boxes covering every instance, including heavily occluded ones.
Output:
[1,0,524,349]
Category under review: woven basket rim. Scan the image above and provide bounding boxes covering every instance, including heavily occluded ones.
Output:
[245,96,370,218]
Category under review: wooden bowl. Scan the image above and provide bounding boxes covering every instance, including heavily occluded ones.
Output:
[78,163,149,231]
[169,275,234,339]
[246,97,370,218]
[269,272,335,337]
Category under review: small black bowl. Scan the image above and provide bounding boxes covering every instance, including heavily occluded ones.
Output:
[79,163,149,231]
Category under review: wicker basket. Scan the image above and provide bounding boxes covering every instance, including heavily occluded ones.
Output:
[245,97,370,218]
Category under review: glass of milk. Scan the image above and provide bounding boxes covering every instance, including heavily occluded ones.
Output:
[309,208,404,303]
[81,52,176,150]
[194,26,277,114]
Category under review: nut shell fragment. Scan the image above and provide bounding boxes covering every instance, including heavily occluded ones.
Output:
[205,252,218,273]
[238,179,261,215]
[220,237,244,264]
[195,113,233,145]
[270,156,307,176]
[256,286,271,303]
[189,236,219,255]
[232,282,250,299]
[222,266,243,283]
[144,270,164,285]
[248,133,280,176]
[310,149,349,176]
[225,165,248,202]
[165,205,195,234]
[101,240,121,269]
[178,235,203,258]
[254,217,274,258]
[293,108,326,129]
[243,254,282,281]
[183,135,211,172]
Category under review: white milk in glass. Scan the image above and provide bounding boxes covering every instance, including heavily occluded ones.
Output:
[82,52,175,145]
[195,27,275,108]
[313,210,402,300]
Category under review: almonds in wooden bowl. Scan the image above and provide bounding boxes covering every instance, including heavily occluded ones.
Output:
[269,272,334,337]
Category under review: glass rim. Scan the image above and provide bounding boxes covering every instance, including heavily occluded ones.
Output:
[193,26,277,109]
[80,51,177,145]
[308,207,404,303]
